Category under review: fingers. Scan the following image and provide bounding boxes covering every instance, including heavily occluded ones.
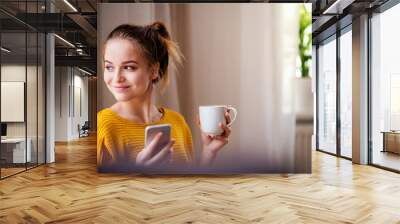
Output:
[159,151,173,167]
[225,110,231,125]
[219,122,231,138]
[146,139,175,166]
[142,132,163,160]
[214,135,229,144]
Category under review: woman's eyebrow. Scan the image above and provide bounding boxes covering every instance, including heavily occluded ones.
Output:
[104,60,113,64]
[122,60,138,65]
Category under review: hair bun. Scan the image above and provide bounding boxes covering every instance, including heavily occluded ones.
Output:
[148,21,170,39]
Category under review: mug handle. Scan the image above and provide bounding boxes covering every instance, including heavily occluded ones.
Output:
[226,106,237,127]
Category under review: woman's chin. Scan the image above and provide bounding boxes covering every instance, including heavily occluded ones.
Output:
[113,93,132,102]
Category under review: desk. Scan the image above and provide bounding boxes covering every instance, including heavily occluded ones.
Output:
[1,138,31,163]
[381,131,400,154]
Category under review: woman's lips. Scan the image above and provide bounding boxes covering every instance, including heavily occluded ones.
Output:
[112,85,130,93]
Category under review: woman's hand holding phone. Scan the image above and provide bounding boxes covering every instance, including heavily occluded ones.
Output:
[136,132,175,168]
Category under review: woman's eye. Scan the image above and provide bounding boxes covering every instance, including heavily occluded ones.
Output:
[105,66,113,71]
[124,66,136,71]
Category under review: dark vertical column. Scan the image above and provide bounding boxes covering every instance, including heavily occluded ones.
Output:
[25,0,28,171]
[36,0,39,167]
[0,25,2,179]
[44,0,47,165]
[336,23,341,157]
[316,45,320,150]
[367,11,372,164]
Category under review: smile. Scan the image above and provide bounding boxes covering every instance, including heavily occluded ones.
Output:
[112,85,130,93]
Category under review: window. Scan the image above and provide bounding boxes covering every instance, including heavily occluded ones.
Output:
[340,28,352,158]
[317,36,337,154]
[370,2,400,171]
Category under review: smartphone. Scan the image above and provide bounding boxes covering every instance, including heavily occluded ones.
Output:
[144,124,171,156]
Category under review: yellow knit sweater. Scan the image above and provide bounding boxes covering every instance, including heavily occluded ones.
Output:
[97,107,194,171]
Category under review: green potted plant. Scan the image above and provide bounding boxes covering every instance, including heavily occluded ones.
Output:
[295,4,313,119]
[299,4,312,78]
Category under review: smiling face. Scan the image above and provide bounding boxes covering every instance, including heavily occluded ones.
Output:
[103,38,158,102]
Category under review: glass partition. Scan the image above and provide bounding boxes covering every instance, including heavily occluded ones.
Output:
[27,31,38,169]
[317,36,337,154]
[0,1,46,179]
[1,31,28,177]
[339,28,352,158]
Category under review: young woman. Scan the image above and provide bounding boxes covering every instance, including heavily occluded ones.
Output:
[97,22,232,172]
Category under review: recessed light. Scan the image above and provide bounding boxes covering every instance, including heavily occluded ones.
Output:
[63,0,78,12]
[322,0,355,15]
[54,34,75,48]
[1,47,11,53]
[77,67,93,76]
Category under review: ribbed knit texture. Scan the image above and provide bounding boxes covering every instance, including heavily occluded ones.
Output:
[97,107,193,169]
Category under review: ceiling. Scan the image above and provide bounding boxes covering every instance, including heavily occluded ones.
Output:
[311,0,391,43]
[1,0,396,74]
[0,0,97,74]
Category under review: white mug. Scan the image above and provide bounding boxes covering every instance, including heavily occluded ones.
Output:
[199,105,237,135]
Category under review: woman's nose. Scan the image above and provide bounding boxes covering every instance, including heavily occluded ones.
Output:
[113,69,125,82]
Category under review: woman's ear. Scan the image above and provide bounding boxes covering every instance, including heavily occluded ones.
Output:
[150,63,160,82]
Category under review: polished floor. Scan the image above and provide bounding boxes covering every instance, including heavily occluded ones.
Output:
[0,135,400,223]
[1,167,25,178]
[373,150,400,171]
[1,163,43,178]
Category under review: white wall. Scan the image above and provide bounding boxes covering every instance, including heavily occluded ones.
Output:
[55,67,89,141]
[72,72,89,138]
[55,67,68,141]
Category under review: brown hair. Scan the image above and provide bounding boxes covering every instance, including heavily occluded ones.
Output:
[104,22,183,91]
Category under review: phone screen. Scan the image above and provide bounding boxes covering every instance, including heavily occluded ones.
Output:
[145,124,171,156]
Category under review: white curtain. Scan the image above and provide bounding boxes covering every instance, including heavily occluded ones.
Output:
[98,3,300,172]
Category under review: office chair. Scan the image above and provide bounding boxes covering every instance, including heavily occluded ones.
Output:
[79,121,90,138]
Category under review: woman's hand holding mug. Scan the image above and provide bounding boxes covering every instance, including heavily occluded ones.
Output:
[197,105,237,166]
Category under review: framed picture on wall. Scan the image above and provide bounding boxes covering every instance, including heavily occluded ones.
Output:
[1,81,25,122]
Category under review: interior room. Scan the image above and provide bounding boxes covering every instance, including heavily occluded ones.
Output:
[0,0,399,223]
[0,19,46,178]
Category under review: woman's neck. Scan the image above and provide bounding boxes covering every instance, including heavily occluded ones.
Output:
[113,91,162,124]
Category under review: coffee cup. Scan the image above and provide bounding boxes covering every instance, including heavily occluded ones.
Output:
[199,105,237,135]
